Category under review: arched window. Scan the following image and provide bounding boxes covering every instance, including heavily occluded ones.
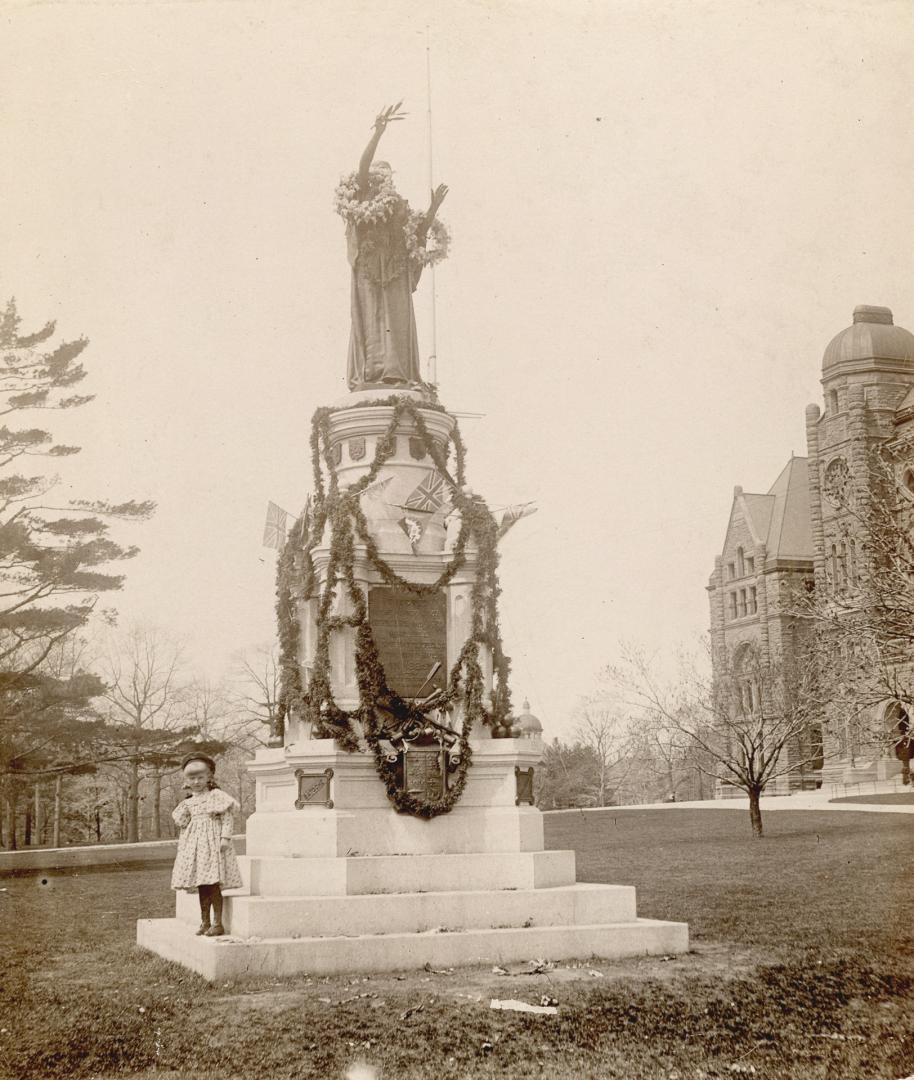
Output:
[731,645,760,718]
[839,542,848,589]
[737,547,745,577]
[831,544,838,590]
[828,388,839,413]
[849,539,857,584]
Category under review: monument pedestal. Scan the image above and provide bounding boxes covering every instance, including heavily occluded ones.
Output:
[137,738,688,981]
[137,393,688,980]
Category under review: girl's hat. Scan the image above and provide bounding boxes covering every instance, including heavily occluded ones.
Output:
[181,751,216,772]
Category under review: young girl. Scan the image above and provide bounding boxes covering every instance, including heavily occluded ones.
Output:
[170,752,242,937]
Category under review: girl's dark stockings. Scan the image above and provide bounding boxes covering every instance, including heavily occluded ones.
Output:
[197,884,213,933]
[211,885,224,927]
[197,882,225,936]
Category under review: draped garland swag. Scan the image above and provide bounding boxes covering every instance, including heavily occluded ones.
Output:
[275,396,513,817]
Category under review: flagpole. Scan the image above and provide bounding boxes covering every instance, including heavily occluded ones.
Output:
[425,24,438,389]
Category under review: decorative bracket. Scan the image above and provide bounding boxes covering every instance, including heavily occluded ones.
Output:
[515,766,535,806]
[294,767,334,809]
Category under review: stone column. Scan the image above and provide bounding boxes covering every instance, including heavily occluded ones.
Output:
[846,386,871,579]
[708,556,726,670]
[755,542,770,663]
[805,404,827,583]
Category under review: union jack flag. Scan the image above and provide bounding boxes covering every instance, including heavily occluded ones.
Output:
[403,469,446,513]
[262,501,289,549]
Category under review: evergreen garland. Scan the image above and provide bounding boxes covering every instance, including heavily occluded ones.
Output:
[275,395,513,817]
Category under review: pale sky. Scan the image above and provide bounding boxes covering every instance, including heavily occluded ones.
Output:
[2,0,912,739]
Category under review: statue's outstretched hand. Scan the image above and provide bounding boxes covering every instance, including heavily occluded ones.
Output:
[430,183,449,213]
[374,102,407,132]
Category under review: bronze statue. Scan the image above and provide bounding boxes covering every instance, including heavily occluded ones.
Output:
[335,104,449,391]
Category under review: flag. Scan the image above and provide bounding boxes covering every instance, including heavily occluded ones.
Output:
[263,501,289,549]
[359,475,394,502]
[497,502,537,539]
[399,515,424,550]
[403,469,446,513]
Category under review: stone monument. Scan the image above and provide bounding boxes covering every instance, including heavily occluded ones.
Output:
[137,106,688,979]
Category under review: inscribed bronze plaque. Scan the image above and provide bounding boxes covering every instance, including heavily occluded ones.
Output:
[515,766,535,806]
[404,746,446,801]
[368,587,447,698]
[294,767,334,809]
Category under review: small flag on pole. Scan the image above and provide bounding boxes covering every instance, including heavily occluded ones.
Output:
[263,501,290,549]
[359,475,394,502]
[497,502,537,540]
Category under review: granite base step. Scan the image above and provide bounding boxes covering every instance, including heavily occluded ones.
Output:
[137,915,689,981]
[175,882,637,939]
[237,849,576,896]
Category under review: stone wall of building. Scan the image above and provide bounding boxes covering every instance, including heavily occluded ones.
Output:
[709,305,914,794]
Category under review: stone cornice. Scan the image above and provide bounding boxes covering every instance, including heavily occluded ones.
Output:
[327,404,455,444]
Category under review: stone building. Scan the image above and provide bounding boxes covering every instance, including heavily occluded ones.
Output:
[708,305,914,791]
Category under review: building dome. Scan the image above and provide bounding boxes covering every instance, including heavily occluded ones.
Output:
[516,698,543,737]
[822,306,914,371]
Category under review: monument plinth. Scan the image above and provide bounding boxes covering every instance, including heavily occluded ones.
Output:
[138,392,688,980]
[137,106,688,980]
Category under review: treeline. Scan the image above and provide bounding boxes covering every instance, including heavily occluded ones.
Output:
[0,299,276,849]
[0,634,275,849]
[535,696,714,810]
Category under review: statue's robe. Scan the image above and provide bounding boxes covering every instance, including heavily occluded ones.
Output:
[346,199,424,391]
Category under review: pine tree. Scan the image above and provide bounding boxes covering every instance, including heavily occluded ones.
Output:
[0,299,154,845]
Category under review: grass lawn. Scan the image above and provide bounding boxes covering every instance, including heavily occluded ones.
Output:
[1,809,911,1080]
[830,792,914,805]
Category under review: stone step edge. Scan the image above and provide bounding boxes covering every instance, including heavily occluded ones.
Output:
[239,851,574,868]
[222,882,631,904]
[138,917,690,980]
[237,850,577,896]
[143,916,688,947]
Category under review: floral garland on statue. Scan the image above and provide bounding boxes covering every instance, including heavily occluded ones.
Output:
[334,170,400,226]
[405,211,451,268]
[274,396,512,817]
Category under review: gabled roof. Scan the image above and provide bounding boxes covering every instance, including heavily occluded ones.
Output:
[764,457,813,560]
[741,493,775,546]
[721,457,813,566]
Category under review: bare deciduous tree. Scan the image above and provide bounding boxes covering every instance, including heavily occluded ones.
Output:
[100,626,197,842]
[610,642,824,836]
[572,695,636,807]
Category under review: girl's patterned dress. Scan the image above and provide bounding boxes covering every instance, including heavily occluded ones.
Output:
[170,788,243,890]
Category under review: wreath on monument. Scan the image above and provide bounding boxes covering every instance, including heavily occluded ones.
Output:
[334,171,401,226]
[405,212,450,268]
[334,172,450,275]
[275,395,512,818]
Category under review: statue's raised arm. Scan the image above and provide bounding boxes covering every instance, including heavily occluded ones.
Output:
[358,103,406,194]
[416,183,448,248]
[334,103,451,393]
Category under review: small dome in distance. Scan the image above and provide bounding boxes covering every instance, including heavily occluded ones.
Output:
[822,305,914,371]
[516,698,543,736]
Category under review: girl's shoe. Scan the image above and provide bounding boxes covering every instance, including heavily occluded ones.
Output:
[195,922,211,936]
[204,924,226,937]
